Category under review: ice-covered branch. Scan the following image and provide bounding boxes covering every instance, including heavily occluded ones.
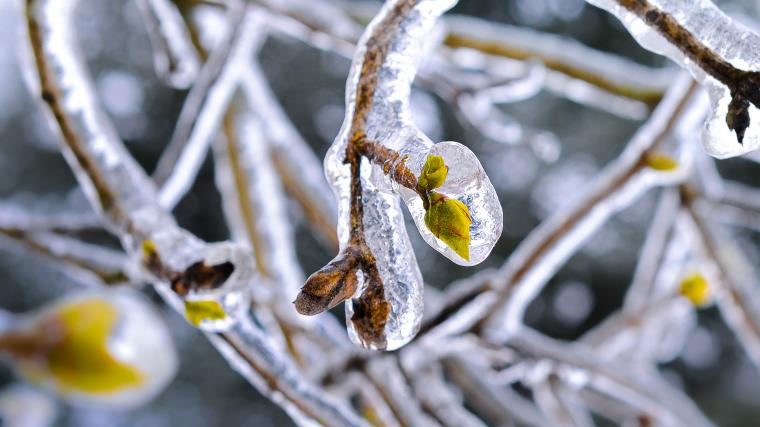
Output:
[587,0,760,156]
[441,14,672,118]
[479,76,702,337]
[681,185,760,369]
[296,0,503,350]
[507,329,713,427]
[239,64,339,250]
[0,228,130,287]
[413,76,701,342]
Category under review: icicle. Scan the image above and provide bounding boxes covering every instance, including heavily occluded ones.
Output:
[586,0,760,157]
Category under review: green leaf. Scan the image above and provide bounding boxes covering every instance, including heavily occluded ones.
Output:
[418,155,448,191]
[424,192,472,260]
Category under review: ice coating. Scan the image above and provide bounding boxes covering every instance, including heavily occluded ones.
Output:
[139,216,254,332]
[135,0,200,89]
[443,14,673,119]
[585,0,760,158]
[345,183,424,350]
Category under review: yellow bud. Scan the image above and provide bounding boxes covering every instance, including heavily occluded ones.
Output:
[645,152,678,171]
[142,240,157,258]
[418,155,448,191]
[30,299,144,394]
[184,300,227,327]
[424,192,472,261]
[679,273,710,307]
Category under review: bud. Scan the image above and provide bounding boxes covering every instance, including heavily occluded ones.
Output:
[678,273,710,307]
[417,155,448,191]
[644,152,678,171]
[295,251,361,315]
[184,300,227,327]
[424,192,473,261]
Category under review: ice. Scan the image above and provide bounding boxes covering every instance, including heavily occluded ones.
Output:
[138,217,255,332]
[0,384,57,427]
[157,5,262,209]
[586,0,760,158]
[344,185,424,351]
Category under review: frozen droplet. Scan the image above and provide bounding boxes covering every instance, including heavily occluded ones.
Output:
[12,289,177,408]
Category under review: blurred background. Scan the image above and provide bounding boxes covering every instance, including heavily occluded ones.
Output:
[2,0,760,425]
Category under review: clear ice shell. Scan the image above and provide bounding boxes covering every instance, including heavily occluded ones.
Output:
[586,0,760,158]
[18,288,178,408]
[394,140,503,266]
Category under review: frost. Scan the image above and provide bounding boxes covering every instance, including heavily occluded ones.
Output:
[586,0,760,158]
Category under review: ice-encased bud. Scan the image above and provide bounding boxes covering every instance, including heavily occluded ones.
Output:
[10,289,177,408]
[176,243,254,332]
[396,141,503,266]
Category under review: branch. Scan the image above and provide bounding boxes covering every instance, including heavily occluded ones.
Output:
[416,76,700,341]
